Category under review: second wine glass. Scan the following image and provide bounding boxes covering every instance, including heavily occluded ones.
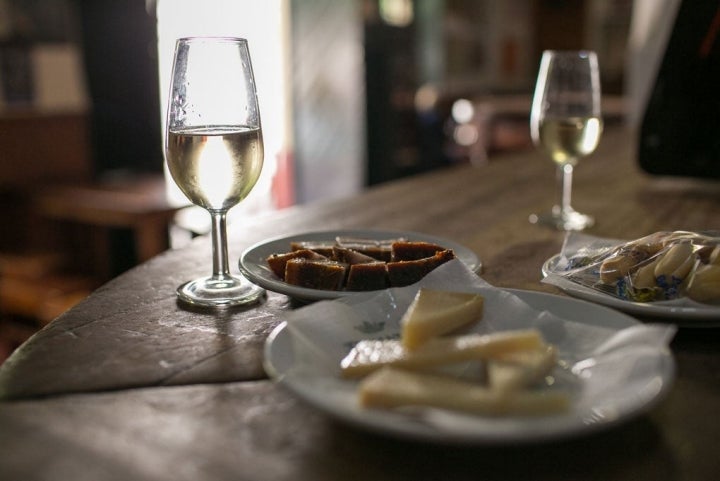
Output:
[529,50,603,231]
[165,37,265,307]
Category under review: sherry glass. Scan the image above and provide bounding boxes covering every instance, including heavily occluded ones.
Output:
[529,50,602,231]
[165,37,265,307]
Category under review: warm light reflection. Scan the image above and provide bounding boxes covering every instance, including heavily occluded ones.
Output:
[197,135,237,207]
[379,0,414,27]
[414,84,438,112]
[451,98,474,124]
[454,124,479,146]
[582,117,603,152]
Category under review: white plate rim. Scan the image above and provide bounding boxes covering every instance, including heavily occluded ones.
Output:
[263,288,675,444]
[542,253,720,325]
[239,229,481,301]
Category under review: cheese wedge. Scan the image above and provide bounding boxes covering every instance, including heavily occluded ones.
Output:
[359,367,569,416]
[400,289,484,350]
[487,344,558,392]
[340,329,544,378]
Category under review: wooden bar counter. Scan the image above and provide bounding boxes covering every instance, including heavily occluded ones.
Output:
[1,127,719,481]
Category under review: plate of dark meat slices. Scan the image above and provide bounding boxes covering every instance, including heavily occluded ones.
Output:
[238,229,481,301]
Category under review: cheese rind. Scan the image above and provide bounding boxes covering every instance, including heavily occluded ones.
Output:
[400,289,484,350]
[340,329,544,378]
[359,367,569,416]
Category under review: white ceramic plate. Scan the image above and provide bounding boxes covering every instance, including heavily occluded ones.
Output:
[543,254,720,325]
[239,229,481,301]
[264,287,675,444]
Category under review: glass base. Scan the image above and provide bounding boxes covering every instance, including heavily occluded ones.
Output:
[176,275,265,308]
[529,207,594,231]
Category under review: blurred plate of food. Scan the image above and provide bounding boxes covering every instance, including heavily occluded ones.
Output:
[542,231,720,325]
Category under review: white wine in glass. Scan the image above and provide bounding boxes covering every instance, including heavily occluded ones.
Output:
[165,37,265,307]
[529,50,603,231]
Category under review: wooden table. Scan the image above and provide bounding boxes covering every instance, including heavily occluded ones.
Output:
[1,128,719,481]
[33,175,182,269]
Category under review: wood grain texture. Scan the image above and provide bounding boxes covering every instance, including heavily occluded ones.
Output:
[1,128,719,480]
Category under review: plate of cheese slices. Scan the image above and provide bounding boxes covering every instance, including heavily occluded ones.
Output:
[264,259,676,444]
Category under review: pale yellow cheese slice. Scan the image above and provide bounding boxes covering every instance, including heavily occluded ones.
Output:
[400,288,484,350]
[340,329,543,379]
[359,367,569,416]
[487,344,558,392]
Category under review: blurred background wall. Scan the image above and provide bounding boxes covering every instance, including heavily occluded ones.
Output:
[0,0,639,360]
[1,0,634,207]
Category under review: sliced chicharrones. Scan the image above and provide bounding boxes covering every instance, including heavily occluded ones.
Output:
[267,237,458,291]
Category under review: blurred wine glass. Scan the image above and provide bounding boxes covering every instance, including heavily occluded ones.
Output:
[165,37,265,307]
[529,50,602,231]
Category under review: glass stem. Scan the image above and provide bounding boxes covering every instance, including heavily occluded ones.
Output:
[210,211,231,281]
[556,162,574,217]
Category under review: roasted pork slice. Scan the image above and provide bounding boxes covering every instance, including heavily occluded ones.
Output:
[332,246,378,265]
[266,249,327,280]
[345,262,389,291]
[289,241,335,257]
[391,241,446,261]
[335,237,404,262]
[386,249,455,287]
[284,258,348,290]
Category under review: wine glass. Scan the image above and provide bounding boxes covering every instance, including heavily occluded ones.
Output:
[529,50,603,231]
[165,37,265,307]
